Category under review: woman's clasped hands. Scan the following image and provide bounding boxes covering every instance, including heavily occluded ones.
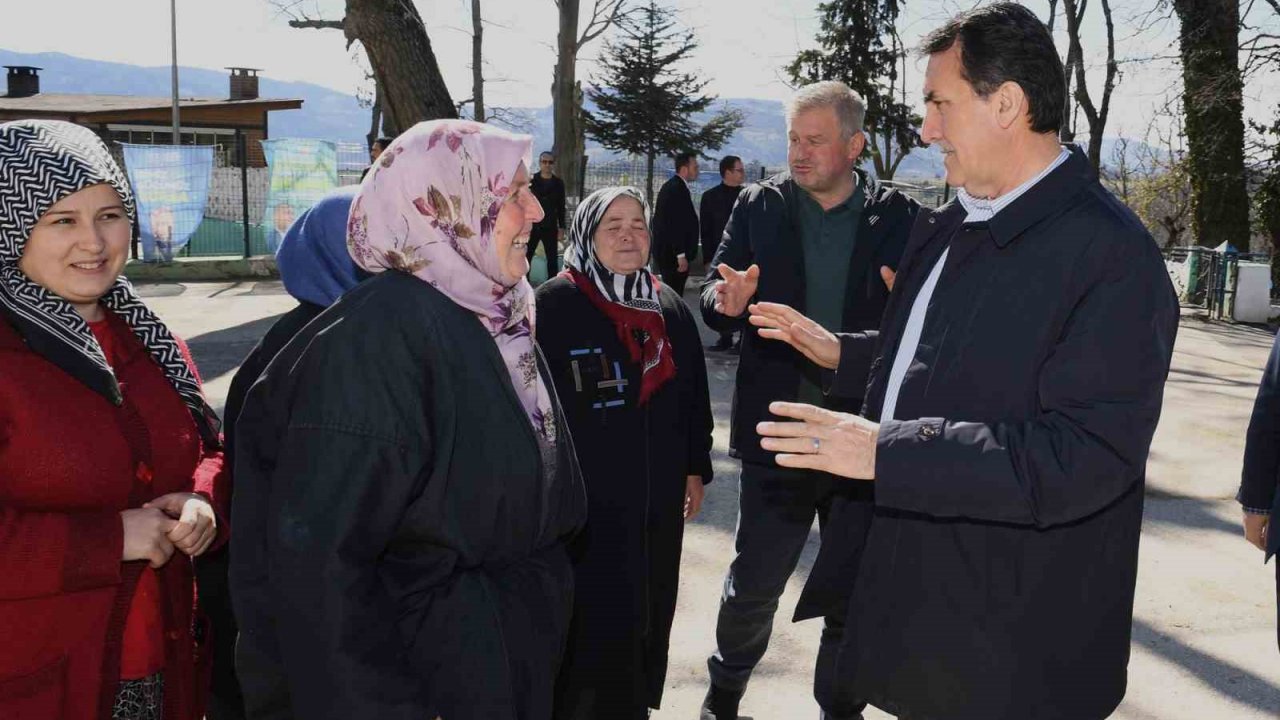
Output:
[122,492,217,568]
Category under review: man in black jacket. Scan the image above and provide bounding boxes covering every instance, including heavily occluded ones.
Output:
[700,81,918,720]
[652,151,701,295]
[754,5,1179,718]
[1240,332,1280,650]
[529,151,567,277]
[700,155,746,352]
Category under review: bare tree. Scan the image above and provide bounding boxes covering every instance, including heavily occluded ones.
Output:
[553,0,628,198]
[1061,0,1121,169]
[1167,0,1251,250]
[271,0,456,143]
[471,0,485,122]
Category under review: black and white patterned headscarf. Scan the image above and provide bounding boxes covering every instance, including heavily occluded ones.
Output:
[563,186,661,312]
[0,120,219,443]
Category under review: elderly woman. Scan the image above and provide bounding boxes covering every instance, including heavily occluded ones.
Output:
[535,187,714,719]
[230,120,587,720]
[200,185,369,720]
[0,120,225,719]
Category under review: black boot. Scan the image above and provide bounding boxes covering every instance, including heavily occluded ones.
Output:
[700,685,753,720]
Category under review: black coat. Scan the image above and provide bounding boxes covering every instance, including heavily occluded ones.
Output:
[699,182,743,265]
[531,173,567,236]
[535,277,713,715]
[818,149,1179,719]
[699,170,919,466]
[1241,331,1280,559]
[229,271,587,720]
[652,175,699,271]
[196,300,325,720]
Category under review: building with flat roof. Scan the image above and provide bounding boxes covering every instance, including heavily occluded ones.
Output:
[0,66,303,167]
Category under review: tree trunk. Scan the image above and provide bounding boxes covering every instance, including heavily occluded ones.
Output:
[1172,0,1251,250]
[345,0,456,133]
[553,1,582,198]
[472,0,485,122]
[1063,0,1118,170]
[645,151,655,206]
[367,80,383,149]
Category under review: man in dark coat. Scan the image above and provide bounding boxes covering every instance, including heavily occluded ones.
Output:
[529,151,567,277]
[1240,332,1280,650]
[700,155,746,352]
[754,5,1179,718]
[651,151,701,296]
[699,81,919,720]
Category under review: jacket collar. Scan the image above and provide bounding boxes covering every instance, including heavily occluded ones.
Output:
[985,145,1094,247]
[768,167,896,212]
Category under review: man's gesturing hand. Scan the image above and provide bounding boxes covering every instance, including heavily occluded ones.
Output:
[748,302,840,369]
[758,402,878,479]
[713,263,760,317]
[1244,512,1269,552]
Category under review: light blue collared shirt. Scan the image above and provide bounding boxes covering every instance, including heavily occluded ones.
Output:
[879,149,1070,422]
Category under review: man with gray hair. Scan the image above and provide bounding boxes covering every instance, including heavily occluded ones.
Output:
[699,80,919,720]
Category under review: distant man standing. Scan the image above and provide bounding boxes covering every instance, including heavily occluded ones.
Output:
[700,81,919,720]
[700,155,746,352]
[652,152,701,296]
[529,151,567,277]
[369,136,393,164]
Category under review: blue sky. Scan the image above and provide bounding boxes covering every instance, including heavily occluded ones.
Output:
[3,0,1278,144]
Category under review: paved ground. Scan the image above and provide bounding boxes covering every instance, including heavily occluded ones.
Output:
[139,280,1280,719]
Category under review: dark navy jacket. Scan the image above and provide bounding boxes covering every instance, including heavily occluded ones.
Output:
[815,148,1179,719]
[699,170,919,467]
[1241,332,1280,560]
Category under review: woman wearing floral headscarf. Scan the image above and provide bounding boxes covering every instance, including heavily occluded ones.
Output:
[230,120,586,720]
[0,120,226,720]
[536,186,714,719]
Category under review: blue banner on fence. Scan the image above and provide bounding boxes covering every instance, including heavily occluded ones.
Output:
[121,144,215,263]
[261,139,339,253]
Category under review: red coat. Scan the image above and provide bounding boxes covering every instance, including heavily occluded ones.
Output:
[0,311,226,720]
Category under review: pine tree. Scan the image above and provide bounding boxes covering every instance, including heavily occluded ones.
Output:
[788,0,920,180]
[584,0,744,201]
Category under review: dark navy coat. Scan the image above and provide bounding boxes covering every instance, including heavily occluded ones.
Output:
[815,149,1179,719]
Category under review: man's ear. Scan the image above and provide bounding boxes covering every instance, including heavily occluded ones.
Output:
[849,130,867,162]
[994,81,1029,131]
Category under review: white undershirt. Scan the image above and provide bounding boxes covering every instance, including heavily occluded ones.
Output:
[879,149,1070,422]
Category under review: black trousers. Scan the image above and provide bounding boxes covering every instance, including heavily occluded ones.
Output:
[656,260,689,297]
[195,546,247,720]
[527,226,559,278]
[708,461,866,719]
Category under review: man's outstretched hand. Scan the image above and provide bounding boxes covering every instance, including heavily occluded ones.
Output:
[712,263,760,317]
[749,303,841,370]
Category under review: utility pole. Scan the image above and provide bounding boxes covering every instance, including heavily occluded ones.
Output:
[170,0,181,144]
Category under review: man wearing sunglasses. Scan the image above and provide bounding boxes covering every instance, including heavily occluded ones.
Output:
[529,151,567,278]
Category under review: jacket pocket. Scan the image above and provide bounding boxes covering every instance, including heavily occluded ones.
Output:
[0,656,67,719]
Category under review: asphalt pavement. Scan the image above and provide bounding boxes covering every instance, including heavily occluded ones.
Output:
[140,279,1280,719]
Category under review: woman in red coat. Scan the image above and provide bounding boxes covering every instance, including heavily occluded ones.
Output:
[0,120,226,720]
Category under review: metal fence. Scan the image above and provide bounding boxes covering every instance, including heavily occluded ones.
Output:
[1162,245,1273,318]
[119,144,954,259]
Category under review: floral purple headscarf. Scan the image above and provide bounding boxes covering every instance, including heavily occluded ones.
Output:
[347,119,555,441]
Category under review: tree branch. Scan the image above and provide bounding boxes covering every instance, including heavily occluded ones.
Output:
[288,18,345,30]
[579,0,627,49]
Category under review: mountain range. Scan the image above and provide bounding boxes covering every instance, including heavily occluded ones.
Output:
[0,49,1149,179]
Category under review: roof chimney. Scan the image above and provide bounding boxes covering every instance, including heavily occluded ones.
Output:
[227,67,261,101]
[5,66,41,98]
